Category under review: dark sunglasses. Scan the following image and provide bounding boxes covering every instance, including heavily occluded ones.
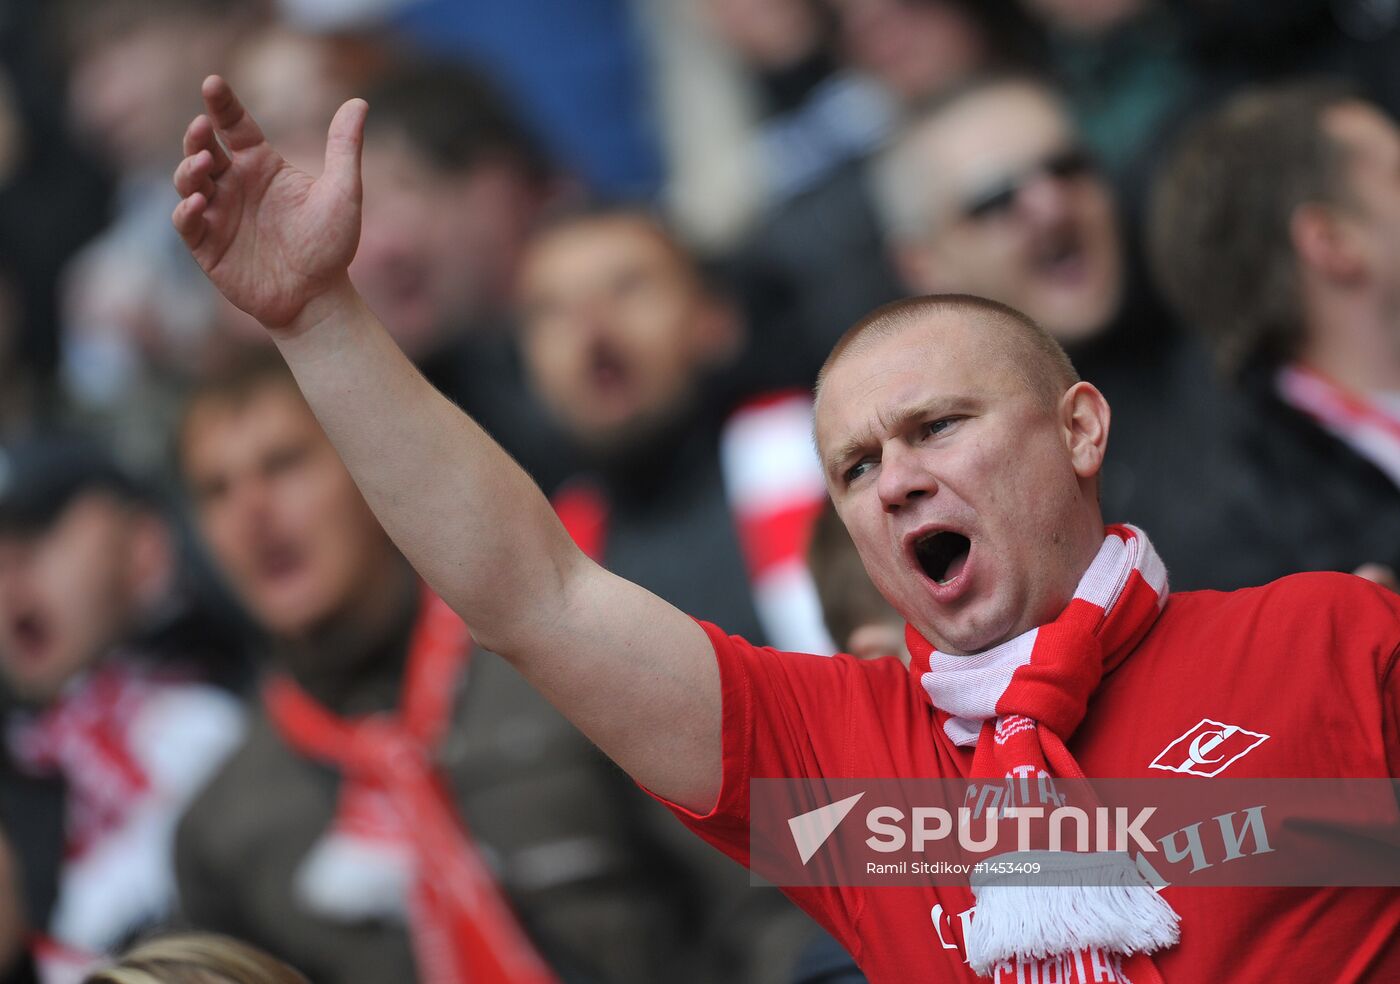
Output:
[959,147,1098,222]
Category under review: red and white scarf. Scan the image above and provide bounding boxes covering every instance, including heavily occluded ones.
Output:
[1276,362,1400,489]
[264,586,558,984]
[9,660,242,974]
[9,663,156,858]
[906,525,1179,979]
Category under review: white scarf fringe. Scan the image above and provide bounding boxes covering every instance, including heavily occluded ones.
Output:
[965,850,1180,976]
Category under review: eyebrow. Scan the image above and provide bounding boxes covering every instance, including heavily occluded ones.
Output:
[823,394,979,480]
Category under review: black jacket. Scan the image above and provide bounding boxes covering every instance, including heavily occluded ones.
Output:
[1194,367,1400,591]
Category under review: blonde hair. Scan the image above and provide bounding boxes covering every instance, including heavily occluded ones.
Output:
[84,934,309,984]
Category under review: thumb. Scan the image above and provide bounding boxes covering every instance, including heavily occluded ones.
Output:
[323,97,368,202]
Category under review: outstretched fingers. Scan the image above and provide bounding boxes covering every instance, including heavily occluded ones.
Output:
[201,74,266,153]
[173,150,217,203]
[182,114,231,176]
[171,193,208,251]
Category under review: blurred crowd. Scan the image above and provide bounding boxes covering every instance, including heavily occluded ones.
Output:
[0,0,1396,981]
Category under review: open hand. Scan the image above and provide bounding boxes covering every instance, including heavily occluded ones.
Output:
[172,75,367,330]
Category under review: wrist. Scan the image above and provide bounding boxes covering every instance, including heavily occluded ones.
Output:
[280,275,365,339]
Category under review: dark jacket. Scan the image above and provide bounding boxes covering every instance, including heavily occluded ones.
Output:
[1191,367,1400,591]
[179,660,705,984]
[175,579,801,984]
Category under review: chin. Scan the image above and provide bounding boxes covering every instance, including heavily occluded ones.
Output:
[257,598,325,641]
[925,604,1019,656]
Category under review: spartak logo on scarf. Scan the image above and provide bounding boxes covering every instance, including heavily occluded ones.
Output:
[906,525,1180,981]
[265,586,558,984]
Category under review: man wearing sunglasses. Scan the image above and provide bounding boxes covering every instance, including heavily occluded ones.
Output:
[870,74,1233,589]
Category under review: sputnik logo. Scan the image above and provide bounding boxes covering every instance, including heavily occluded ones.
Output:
[788,792,865,864]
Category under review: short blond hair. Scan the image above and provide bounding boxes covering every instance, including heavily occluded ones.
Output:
[84,934,309,984]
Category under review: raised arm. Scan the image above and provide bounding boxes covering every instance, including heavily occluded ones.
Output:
[172,76,720,812]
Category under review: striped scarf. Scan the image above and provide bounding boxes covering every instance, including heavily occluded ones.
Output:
[906,525,1180,979]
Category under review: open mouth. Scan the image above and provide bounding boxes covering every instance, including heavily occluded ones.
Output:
[8,610,50,661]
[253,541,307,582]
[1033,228,1087,281]
[914,531,971,585]
[587,343,631,394]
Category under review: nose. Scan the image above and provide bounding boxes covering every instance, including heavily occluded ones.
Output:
[877,442,937,512]
[218,476,274,543]
[0,547,31,612]
[1016,170,1075,225]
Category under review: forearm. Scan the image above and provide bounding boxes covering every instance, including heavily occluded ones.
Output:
[274,279,583,653]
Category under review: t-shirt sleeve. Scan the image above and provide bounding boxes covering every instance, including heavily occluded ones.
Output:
[641,621,889,868]
[1317,574,1400,777]
[1373,589,1400,777]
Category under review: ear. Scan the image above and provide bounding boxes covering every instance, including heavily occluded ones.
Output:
[1290,202,1367,285]
[1060,381,1111,482]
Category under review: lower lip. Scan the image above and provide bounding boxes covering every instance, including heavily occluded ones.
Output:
[1041,252,1089,284]
[258,557,306,584]
[10,638,50,665]
[921,546,975,604]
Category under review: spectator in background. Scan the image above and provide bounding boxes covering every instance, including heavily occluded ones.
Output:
[663,0,895,244]
[351,61,579,492]
[57,0,263,468]
[0,438,243,982]
[517,205,845,983]
[1150,80,1400,589]
[1018,0,1197,178]
[519,208,834,654]
[806,501,906,664]
[355,61,559,358]
[870,74,1233,587]
[742,0,1037,381]
[832,0,1027,105]
[175,356,724,984]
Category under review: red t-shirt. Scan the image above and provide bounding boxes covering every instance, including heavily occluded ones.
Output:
[651,572,1400,983]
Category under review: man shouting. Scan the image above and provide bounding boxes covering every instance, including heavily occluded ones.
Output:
[172,76,1400,983]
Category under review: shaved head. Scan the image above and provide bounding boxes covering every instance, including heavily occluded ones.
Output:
[816,294,1080,418]
[812,292,1110,655]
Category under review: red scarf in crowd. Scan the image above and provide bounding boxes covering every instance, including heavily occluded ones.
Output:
[1276,362,1400,489]
[8,663,156,860]
[906,525,1180,980]
[264,587,558,984]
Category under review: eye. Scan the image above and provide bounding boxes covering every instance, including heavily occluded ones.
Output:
[193,477,228,507]
[843,458,875,485]
[919,417,961,440]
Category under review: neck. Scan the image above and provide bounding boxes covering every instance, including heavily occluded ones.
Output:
[275,556,418,715]
[590,392,723,500]
[1299,294,1400,393]
[1024,514,1108,641]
